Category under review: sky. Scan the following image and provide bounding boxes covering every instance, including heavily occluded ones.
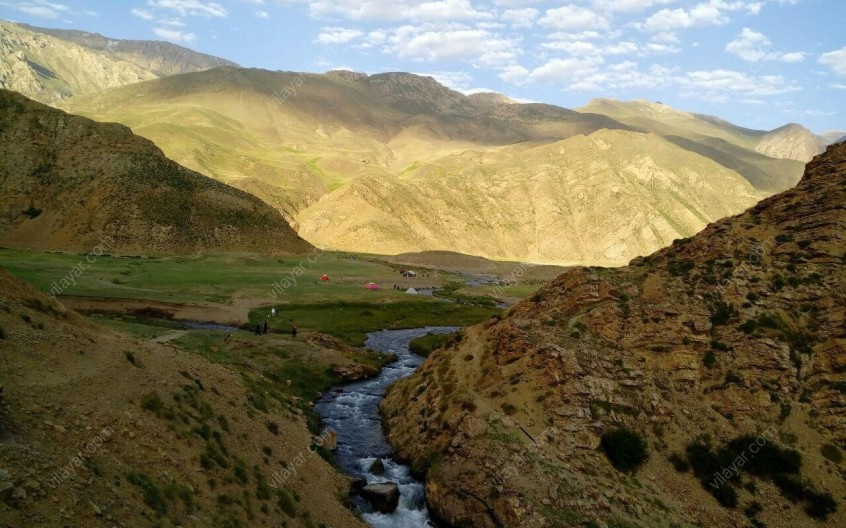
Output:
[1,0,844,133]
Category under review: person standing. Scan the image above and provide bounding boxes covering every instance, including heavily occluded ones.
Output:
[291,323,298,338]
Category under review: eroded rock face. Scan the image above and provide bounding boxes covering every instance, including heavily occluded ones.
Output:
[382,143,846,527]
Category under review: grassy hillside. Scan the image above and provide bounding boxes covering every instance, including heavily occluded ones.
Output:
[0,89,310,254]
[0,266,376,528]
[64,68,797,264]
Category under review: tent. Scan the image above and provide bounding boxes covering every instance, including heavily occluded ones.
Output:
[320,275,330,282]
[365,282,380,290]
[405,287,418,295]
[402,270,417,277]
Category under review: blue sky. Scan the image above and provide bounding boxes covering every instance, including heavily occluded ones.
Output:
[1,0,844,133]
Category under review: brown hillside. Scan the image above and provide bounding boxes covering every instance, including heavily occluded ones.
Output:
[0,89,311,254]
[382,143,846,527]
[0,266,373,527]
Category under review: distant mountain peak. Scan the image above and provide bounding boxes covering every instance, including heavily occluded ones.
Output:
[755,122,824,162]
[0,19,237,104]
[324,69,368,83]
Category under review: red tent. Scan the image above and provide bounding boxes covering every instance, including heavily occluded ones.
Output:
[365,282,380,290]
[320,275,330,282]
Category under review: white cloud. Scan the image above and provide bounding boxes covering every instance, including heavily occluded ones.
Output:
[153,26,197,43]
[539,5,609,32]
[304,0,492,22]
[4,0,71,19]
[498,64,529,84]
[643,0,760,33]
[681,69,800,101]
[257,10,270,18]
[502,8,538,28]
[591,0,676,12]
[382,23,521,68]
[159,17,186,27]
[131,8,155,20]
[726,28,804,62]
[527,56,605,83]
[148,0,227,18]
[819,46,846,76]
[316,27,364,44]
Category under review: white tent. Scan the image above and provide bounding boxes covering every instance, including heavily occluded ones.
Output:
[405,287,419,295]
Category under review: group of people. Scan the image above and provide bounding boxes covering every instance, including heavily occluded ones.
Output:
[221,307,298,341]
[254,321,269,335]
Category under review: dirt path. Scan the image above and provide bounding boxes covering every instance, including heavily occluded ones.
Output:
[149,329,190,343]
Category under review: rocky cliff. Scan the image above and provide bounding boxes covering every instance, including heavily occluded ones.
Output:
[382,143,846,527]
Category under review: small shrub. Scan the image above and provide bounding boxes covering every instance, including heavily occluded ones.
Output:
[127,471,167,517]
[266,421,279,435]
[703,350,716,369]
[821,444,843,464]
[668,452,690,472]
[277,488,297,517]
[125,351,139,367]
[500,402,517,415]
[601,428,649,473]
[22,205,42,219]
[140,392,164,415]
[710,301,735,326]
[234,459,249,484]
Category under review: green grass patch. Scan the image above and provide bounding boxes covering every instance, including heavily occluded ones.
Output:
[408,332,454,356]
[251,301,498,346]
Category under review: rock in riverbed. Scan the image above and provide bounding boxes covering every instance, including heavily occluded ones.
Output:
[360,482,400,513]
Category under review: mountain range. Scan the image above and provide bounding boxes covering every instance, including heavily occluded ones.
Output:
[60,65,810,265]
[0,18,836,265]
[0,20,236,105]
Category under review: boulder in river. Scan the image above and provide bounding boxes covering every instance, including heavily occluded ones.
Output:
[360,482,400,513]
[349,477,367,495]
[369,458,385,475]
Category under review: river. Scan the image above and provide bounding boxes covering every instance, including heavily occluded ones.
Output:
[315,326,458,528]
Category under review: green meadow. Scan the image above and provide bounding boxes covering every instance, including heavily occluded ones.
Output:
[0,248,506,346]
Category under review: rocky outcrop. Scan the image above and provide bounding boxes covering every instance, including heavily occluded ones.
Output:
[755,123,826,162]
[382,143,846,527]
